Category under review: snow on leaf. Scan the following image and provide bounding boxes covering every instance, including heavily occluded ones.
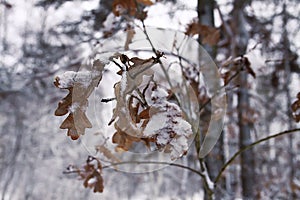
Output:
[54,59,105,140]
[143,86,193,160]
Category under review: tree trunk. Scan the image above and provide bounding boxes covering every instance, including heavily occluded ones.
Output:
[197,1,225,199]
[237,70,255,198]
[282,3,296,199]
[232,0,255,198]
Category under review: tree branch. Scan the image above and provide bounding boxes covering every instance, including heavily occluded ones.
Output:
[102,160,205,178]
[214,128,300,184]
[64,160,207,184]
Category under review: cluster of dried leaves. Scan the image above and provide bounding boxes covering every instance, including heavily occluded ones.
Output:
[65,156,104,193]
[55,51,195,192]
[108,53,192,159]
[291,92,300,122]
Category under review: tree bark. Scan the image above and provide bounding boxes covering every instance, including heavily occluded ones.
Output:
[282,3,296,199]
[232,0,255,198]
[197,1,225,199]
[237,70,255,198]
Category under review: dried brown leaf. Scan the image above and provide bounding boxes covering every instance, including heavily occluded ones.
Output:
[112,0,153,17]
[60,111,92,140]
[291,99,300,112]
[244,57,256,78]
[80,156,104,193]
[112,125,141,151]
[202,29,220,46]
[96,145,121,163]
[54,89,72,116]
[128,96,140,123]
[139,107,150,119]
[291,92,300,123]
[185,21,220,45]
[137,0,153,6]
[124,26,135,50]
[54,60,105,140]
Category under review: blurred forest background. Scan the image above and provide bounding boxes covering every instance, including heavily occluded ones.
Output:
[0,0,300,199]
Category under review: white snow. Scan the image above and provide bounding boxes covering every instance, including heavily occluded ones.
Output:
[143,86,193,159]
[120,71,127,94]
[56,71,77,88]
[151,87,169,102]
[143,113,168,137]
[156,132,170,145]
[87,177,97,185]
[202,163,215,191]
[169,136,188,159]
[173,118,193,137]
[56,71,96,88]
[69,102,80,113]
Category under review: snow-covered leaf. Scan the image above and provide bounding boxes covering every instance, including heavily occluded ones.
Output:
[54,60,105,140]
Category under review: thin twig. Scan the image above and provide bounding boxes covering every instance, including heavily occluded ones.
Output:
[214,128,300,184]
[198,68,240,112]
[63,160,205,179]
[101,97,116,103]
[102,160,205,178]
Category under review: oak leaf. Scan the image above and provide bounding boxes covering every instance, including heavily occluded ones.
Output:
[80,156,104,193]
[112,0,153,17]
[112,124,142,152]
[54,60,105,140]
[185,21,220,46]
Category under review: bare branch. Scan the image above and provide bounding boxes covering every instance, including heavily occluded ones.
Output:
[214,128,300,184]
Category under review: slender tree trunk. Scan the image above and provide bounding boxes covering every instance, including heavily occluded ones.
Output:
[197,0,215,57]
[282,3,295,199]
[197,1,225,199]
[237,70,255,198]
[231,0,255,198]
